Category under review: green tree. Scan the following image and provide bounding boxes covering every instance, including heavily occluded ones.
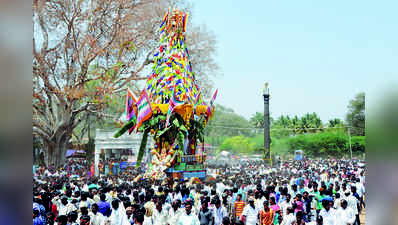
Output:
[271,125,291,139]
[346,92,365,136]
[219,136,255,154]
[351,136,366,153]
[205,105,253,145]
[285,131,349,158]
[273,115,290,128]
[298,113,323,133]
[328,118,343,127]
[291,115,302,134]
[250,112,265,128]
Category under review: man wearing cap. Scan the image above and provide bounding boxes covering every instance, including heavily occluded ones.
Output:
[242,197,259,225]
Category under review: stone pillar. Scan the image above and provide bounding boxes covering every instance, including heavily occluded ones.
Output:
[95,148,100,176]
[263,89,271,160]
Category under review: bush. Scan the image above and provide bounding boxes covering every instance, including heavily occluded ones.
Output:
[272,131,365,158]
[351,136,366,152]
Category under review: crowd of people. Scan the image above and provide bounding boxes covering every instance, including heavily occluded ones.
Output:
[33,159,137,179]
[33,158,365,225]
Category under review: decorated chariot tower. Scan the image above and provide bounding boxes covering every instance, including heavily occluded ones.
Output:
[114,8,217,181]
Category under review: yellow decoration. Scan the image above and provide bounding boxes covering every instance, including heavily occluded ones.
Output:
[151,104,208,117]
[152,104,169,114]
[195,105,209,116]
[210,107,215,119]
[174,104,193,122]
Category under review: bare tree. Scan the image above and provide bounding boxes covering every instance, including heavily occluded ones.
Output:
[187,24,220,97]
[33,0,219,166]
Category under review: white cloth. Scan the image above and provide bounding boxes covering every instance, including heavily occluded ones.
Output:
[333,198,341,209]
[58,203,77,216]
[281,213,295,225]
[255,199,263,211]
[319,208,337,225]
[279,199,291,216]
[356,182,365,197]
[320,173,328,183]
[214,206,228,225]
[152,208,168,225]
[216,183,226,195]
[168,208,184,225]
[177,211,200,225]
[107,204,130,225]
[143,215,154,225]
[336,207,356,225]
[79,200,89,209]
[345,195,359,215]
[242,205,259,225]
[89,212,105,225]
[172,192,182,202]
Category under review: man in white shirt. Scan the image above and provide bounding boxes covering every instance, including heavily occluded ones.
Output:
[242,197,259,225]
[214,199,228,225]
[319,199,336,225]
[254,193,263,211]
[177,201,200,225]
[344,191,359,225]
[281,207,295,225]
[279,194,292,216]
[333,193,342,210]
[336,200,355,225]
[216,182,226,195]
[89,203,105,225]
[152,201,168,225]
[355,178,365,212]
[54,196,77,216]
[168,200,184,225]
[320,170,328,183]
[172,190,182,202]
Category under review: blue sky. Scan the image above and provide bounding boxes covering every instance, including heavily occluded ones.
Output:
[188,0,398,122]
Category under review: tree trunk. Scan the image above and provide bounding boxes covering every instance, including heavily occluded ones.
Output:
[43,140,52,167]
[46,133,71,168]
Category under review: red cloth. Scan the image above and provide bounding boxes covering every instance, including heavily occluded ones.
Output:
[90,164,95,177]
[52,204,57,218]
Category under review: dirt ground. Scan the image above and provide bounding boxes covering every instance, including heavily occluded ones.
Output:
[360,209,366,224]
